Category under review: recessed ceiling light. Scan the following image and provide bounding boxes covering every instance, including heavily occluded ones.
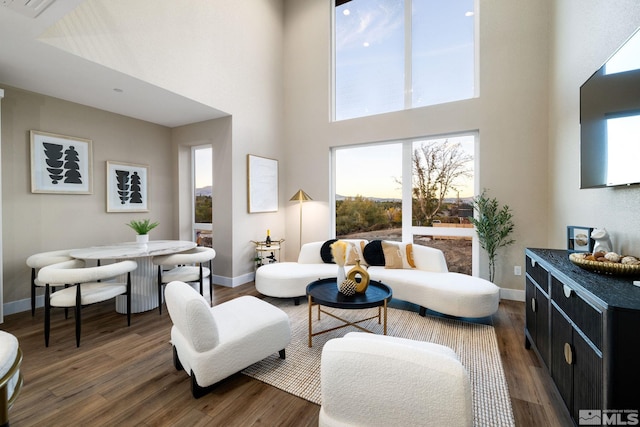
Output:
[465,11,474,17]
[363,42,370,47]
[343,9,350,16]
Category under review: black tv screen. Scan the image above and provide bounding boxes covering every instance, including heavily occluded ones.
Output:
[580,28,640,188]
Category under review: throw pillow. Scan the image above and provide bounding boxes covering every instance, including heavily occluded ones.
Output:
[320,239,338,264]
[363,240,385,266]
[345,240,367,266]
[381,241,416,269]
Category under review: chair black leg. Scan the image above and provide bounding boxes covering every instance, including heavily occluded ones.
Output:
[75,284,82,347]
[44,284,51,347]
[279,349,286,359]
[126,272,132,326]
[64,284,70,319]
[31,268,36,316]
[209,260,213,306]
[199,264,204,296]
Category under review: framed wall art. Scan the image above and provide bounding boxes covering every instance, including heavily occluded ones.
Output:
[567,226,594,253]
[30,130,93,194]
[247,154,278,213]
[106,161,149,212]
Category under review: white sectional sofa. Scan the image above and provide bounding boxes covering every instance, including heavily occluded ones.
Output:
[255,239,500,318]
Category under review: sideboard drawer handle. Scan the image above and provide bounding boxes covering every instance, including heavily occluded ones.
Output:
[531,297,537,313]
[564,342,573,365]
[563,284,573,298]
[531,259,536,267]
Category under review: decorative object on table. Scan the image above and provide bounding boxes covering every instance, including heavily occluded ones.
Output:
[331,240,348,287]
[247,154,278,213]
[591,228,612,253]
[30,130,93,194]
[265,229,272,247]
[338,278,357,296]
[107,161,149,212]
[468,189,515,283]
[289,189,313,250]
[126,219,159,244]
[566,225,594,253]
[251,238,284,269]
[347,259,370,293]
[569,251,640,276]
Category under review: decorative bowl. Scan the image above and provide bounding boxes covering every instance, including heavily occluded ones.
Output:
[569,253,640,276]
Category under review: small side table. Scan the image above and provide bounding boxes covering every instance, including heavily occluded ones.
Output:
[251,239,284,269]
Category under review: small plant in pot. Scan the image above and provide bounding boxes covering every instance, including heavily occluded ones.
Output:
[468,189,515,283]
[127,219,159,244]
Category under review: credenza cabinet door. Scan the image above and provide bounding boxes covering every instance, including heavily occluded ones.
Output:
[551,305,573,410]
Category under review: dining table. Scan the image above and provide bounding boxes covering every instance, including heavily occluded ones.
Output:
[70,240,197,314]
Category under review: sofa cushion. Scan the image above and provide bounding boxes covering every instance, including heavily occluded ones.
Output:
[320,239,338,263]
[345,240,367,266]
[363,240,385,266]
[381,241,416,269]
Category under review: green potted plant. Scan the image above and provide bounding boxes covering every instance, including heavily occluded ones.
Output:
[126,219,159,244]
[468,190,515,283]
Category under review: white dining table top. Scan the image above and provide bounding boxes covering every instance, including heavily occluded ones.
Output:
[69,240,197,260]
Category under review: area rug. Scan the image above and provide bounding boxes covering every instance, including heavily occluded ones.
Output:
[242,298,515,427]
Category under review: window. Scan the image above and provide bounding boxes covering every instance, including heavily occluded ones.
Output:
[334,0,477,121]
[193,146,212,247]
[333,132,476,274]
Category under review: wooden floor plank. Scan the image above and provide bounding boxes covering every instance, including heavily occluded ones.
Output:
[3,283,568,426]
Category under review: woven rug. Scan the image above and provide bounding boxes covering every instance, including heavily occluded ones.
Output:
[242,298,515,427]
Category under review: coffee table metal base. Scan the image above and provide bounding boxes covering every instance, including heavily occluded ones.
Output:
[307,295,388,347]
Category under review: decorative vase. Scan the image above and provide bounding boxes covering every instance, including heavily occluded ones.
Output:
[337,265,346,288]
[136,234,149,244]
[347,259,370,293]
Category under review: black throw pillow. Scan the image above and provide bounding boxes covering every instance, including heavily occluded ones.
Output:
[363,240,385,266]
[320,239,338,264]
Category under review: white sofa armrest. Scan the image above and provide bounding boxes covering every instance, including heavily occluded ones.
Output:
[298,242,325,264]
[412,244,449,272]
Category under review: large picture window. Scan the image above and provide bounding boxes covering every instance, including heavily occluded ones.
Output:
[333,133,476,274]
[334,0,477,121]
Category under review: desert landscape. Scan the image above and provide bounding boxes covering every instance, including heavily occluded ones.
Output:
[340,228,472,275]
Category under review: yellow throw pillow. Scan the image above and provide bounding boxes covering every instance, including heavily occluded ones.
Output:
[381,241,416,269]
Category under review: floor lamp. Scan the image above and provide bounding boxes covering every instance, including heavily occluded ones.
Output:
[289,189,312,251]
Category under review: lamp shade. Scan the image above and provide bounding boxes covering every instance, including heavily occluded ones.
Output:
[289,189,312,202]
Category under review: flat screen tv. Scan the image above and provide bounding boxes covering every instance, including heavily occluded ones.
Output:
[580,27,640,188]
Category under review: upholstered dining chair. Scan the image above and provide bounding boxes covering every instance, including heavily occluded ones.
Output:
[152,246,216,314]
[37,259,138,347]
[26,249,75,316]
[0,330,23,427]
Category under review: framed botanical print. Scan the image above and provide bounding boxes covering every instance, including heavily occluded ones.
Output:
[30,130,93,194]
[106,161,149,212]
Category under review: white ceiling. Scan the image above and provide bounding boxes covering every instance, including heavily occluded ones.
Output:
[0,0,226,127]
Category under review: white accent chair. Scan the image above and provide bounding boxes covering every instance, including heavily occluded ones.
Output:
[37,259,138,347]
[320,332,473,427]
[164,280,291,398]
[0,331,23,427]
[26,249,75,316]
[152,247,216,314]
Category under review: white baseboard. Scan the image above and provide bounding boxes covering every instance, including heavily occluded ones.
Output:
[500,288,525,302]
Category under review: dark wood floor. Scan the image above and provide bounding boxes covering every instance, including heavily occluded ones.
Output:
[2,282,573,426]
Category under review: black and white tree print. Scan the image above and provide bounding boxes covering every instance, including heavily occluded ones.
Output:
[64,145,83,184]
[116,170,130,204]
[129,171,143,204]
[42,142,84,185]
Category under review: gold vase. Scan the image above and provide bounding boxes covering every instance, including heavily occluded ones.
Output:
[347,259,370,293]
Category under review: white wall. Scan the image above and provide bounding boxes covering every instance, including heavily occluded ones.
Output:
[282,0,551,293]
[548,2,640,255]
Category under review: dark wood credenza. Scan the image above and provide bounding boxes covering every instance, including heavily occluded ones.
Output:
[525,248,640,425]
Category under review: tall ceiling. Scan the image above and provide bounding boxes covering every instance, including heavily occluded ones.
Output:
[0,0,226,127]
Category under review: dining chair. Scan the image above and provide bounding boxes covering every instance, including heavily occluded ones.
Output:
[152,247,216,314]
[26,249,75,316]
[37,259,138,347]
[0,330,23,427]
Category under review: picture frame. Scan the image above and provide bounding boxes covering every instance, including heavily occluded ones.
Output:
[247,154,278,213]
[30,130,93,194]
[567,226,594,253]
[106,161,149,213]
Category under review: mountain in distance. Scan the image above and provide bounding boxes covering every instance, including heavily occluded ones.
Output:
[196,186,212,197]
[336,194,473,204]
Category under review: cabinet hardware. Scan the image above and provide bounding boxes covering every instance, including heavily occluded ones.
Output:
[531,297,537,312]
[564,342,573,365]
[563,284,573,298]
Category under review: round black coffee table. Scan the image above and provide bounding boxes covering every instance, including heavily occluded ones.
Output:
[306,278,393,347]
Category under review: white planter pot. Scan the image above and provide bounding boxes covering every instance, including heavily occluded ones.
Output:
[136,234,149,244]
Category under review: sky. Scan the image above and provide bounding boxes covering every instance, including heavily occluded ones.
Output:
[334,0,476,199]
[194,146,212,189]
